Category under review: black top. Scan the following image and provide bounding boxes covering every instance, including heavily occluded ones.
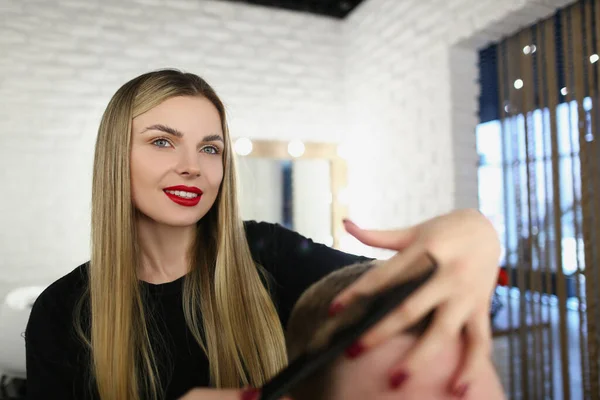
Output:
[24,221,371,400]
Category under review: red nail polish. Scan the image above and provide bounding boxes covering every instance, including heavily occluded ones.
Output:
[389,371,409,389]
[241,388,261,400]
[328,302,345,316]
[454,383,469,398]
[345,341,365,359]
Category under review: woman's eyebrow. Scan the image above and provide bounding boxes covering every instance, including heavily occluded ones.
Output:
[202,134,224,143]
[142,124,223,142]
[142,124,183,137]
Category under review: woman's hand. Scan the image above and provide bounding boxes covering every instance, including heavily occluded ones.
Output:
[330,209,501,397]
[178,388,292,400]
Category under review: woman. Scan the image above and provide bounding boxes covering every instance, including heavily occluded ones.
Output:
[25,69,501,400]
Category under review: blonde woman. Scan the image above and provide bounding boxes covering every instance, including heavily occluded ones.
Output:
[24,70,501,400]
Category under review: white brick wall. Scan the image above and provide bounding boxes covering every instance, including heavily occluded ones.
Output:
[0,0,344,290]
[0,0,574,290]
[340,0,572,258]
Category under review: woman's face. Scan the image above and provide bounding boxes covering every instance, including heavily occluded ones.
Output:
[130,95,225,227]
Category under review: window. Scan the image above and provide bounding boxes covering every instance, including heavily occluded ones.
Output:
[476,99,589,276]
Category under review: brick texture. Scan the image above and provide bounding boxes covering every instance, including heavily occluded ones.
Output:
[0,0,344,286]
[340,0,572,257]
[0,0,574,285]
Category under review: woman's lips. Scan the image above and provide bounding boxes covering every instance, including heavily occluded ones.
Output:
[164,190,202,207]
[163,185,203,194]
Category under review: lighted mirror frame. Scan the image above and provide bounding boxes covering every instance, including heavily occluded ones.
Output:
[233,138,348,249]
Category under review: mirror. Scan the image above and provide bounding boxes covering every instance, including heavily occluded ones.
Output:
[237,158,333,246]
[234,139,347,249]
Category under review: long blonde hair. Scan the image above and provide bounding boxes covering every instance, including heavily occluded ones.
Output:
[75,69,288,400]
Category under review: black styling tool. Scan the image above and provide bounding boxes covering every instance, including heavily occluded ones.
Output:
[258,263,436,400]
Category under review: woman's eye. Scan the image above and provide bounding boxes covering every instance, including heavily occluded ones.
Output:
[202,145,220,155]
[152,139,171,148]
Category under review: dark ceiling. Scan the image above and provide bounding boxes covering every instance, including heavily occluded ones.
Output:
[219,0,366,19]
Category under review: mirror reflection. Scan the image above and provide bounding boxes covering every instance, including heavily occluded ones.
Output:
[236,157,333,247]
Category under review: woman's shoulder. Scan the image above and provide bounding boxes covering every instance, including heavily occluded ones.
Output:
[243,219,277,235]
[29,262,89,320]
[242,219,368,269]
[242,220,305,259]
[25,264,90,386]
[242,219,300,244]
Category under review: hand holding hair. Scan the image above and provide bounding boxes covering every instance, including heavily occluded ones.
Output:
[330,208,501,397]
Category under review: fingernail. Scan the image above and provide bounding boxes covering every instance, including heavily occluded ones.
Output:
[342,218,350,223]
[241,388,261,400]
[345,341,365,358]
[328,302,345,317]
[453,383,469,398]
[389,370,410,390]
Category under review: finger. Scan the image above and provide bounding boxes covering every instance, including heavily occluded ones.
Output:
[358,270,451,349]
[449,310,493,397]
[343,219,418,250]
[331,245,426,309]
[389,300,472,387]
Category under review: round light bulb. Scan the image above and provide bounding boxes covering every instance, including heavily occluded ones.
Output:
[514,79,524,90]
[234,137,253,156]
[287,140,305,157]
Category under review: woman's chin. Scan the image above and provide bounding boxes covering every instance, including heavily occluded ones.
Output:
[135,210,204,228]
[163,219,202,228]
[158,215,204,228]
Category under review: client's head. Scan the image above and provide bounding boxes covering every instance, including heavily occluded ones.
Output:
[285,260,505,400]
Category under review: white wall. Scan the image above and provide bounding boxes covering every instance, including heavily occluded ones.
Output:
[340,0,570,235]
[0,0,575,292]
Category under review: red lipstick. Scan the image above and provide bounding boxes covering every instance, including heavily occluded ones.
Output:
[163,185,203,207]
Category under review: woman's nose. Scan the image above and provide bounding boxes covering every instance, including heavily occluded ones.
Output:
[176,151,201,177]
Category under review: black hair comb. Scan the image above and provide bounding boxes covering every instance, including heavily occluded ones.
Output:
[258,264,437,400]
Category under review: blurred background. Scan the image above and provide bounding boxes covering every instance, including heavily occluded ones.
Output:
[0,0,598,398]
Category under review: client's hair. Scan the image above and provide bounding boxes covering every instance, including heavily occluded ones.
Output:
[285,260,435,400]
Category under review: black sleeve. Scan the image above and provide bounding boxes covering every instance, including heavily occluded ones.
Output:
[25,295,82,399]
[246,221,374,327]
